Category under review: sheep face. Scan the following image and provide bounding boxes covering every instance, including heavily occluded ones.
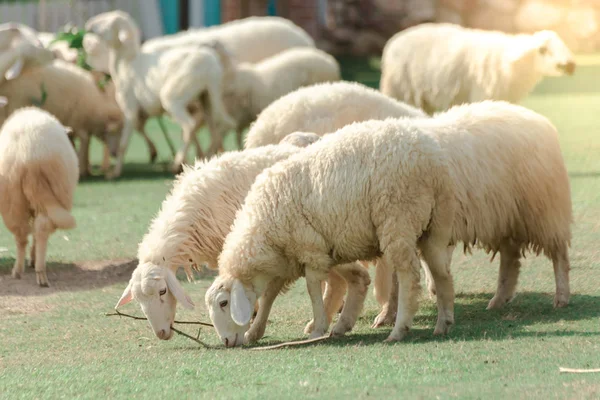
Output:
[85,11,140,52]
[205,276,256,348]
[116,263,195,340]
[530,31,576,77]
[82,33,110,74]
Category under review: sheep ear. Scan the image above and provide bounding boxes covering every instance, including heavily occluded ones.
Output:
[230,279,252,326]
[165,269,195,310]
[115,281,133,308]
[117,29,131,46]
[5,58,23,80]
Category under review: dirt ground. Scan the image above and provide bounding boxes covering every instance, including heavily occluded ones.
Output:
[0,259,137,316]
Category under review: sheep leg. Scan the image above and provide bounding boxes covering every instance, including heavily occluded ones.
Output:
[245,277,286,344]
[11,231,28,280]
[77,131,91,178]
[139,129,158,164]
[330,262,371,337]
[32,214,55,287]
[420,241,454,335]
[101,145,111,173]
[487,241,521,310]
[167,106,197,173]
[204,112,225,158]
[372,259,398,328]
[383,239,421,342]
[552,244,570,308]
[157,117,176,158]
[305,269,329,338]
[236,127,245,150]
[305,269,348,333]
[108,118,135,180]
[422,260,436,298]
[28,237,36,269]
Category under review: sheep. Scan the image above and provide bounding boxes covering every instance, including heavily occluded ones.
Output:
[0,59,125,178]
[329,101,572,328]
[380,23,576,114]
[115,135,318,340]
[0,24,54,83]
[142,16,315,63]
[243,81,427,149]
[0,107,78,287]
[85,11,235,178]
[206,118,457,347]
[223,48,341,147]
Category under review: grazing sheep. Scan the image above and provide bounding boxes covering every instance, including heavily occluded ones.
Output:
[0,107,78,287]
[340,101,571,328]
[224,48,340,148]
[85,11,235,178]
[380,23,576,113]
[244,81,426,149]
[115,136,317,340]
[206,118,457,347]
[0,60,124,177]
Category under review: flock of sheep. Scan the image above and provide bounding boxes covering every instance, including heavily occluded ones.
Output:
[0,11,578,347]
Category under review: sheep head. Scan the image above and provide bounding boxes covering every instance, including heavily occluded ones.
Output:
[205,275,256,348]
[85,11,141,55]
[82,32,111,73]
[510,30,575,77]
[116,262,195,341]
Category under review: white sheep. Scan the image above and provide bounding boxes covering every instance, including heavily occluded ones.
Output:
[206,118,457,347]
[143,16,314,63]
[380,23,576,113]
[0,59,124,177]
[223,48,340,147]
[115,136,318,340]
[85,11,235,178]
[328,101,571,328]
[0,107,78,287]
[0,24,54,83]
[244,81,426,149]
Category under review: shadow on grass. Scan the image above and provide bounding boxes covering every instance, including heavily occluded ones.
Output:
[568,171,600,179]
[0,258,137,296]
[242,292,600,350]
[80,162,176,183]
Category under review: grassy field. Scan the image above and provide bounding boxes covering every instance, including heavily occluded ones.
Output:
[1,56,600,399]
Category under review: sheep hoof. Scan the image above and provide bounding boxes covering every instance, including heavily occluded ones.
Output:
[171,163,184,175]
[309,330,326,340]
[331,322,351,337]
[149,150,158,164]
[36,272,49,287]
[244,330,259,345]
[304,320,315,334]
[11,269,21,279]
[433,319,453,336]
[384,327,409,342]
[486,295,511,310]
[371,311,396,328]
[554,295,569,308]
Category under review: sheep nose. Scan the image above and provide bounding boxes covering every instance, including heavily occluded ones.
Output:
[157,329,167,340]
[560,61,576,75]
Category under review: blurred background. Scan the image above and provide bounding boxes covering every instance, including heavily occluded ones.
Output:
[1,0,599,56]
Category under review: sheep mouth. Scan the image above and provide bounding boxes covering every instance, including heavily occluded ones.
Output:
[557,62,576,76]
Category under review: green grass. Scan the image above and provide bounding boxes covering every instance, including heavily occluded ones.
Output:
[1,59,600,399]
